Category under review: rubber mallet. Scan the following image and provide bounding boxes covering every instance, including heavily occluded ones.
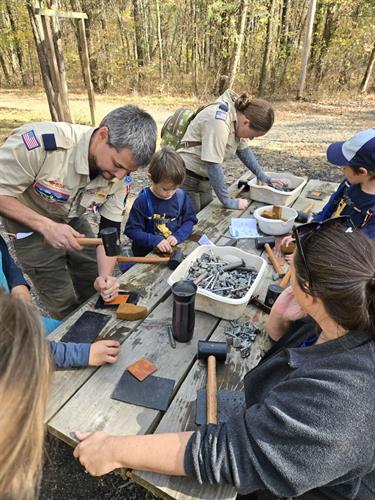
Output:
[77,227,184,270]
[235,179,250,198]
[255,236,285,277]
[197,340,228,424]
[296,203,314,223]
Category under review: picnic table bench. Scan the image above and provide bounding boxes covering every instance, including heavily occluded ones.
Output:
[47,175,338,499]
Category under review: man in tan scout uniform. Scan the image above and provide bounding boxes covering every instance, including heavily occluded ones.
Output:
[0,105,157,318]
[179,90,283,213]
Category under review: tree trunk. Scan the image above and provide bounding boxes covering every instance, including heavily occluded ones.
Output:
[0,51,11,85]
[296,0,317,100]
[191,0,199,95]
[259,0,276,96]
[227,0,249,90]
[360,41,375,93]
[5,0,28,86]
[155,0,164,90]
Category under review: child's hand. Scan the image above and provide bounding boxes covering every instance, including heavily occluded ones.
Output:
[156,239,173,254]
[166,235,178,246]
[88,340,120,366]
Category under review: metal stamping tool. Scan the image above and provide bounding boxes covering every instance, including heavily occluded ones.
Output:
[167,325,176,349]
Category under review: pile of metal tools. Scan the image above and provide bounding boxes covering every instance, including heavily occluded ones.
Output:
[224,320,261,358]
[186,252,258,299]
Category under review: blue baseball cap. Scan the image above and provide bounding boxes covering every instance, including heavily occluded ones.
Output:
[327,128,375,171]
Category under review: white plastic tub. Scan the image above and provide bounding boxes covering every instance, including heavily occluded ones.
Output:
[254,205,298,236]
[249,172,306,206]
[167,245,266,320]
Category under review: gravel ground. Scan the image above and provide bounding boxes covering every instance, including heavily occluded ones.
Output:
[2,95,374,499]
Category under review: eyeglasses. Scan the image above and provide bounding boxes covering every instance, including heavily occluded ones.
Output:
[292,216,354,288]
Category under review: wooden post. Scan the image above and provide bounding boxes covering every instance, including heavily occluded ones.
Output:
[40,13,70,121]
[296,0,317,100]
[28,3,94,124]
[26,1,59,121]
[77,18,96,125]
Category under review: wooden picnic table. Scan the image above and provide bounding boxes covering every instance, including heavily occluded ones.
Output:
[47,175,338,499]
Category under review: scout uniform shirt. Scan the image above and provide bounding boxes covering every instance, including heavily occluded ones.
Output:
[0,122,127,234]
[177,89,250,178]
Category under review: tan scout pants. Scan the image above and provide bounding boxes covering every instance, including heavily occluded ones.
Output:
[182,174,213,213]
[12,217,98,319]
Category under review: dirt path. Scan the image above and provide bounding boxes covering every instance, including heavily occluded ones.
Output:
[0,90,374,499]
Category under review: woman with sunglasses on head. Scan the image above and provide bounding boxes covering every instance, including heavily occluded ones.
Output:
[74,219,375,499]
[176,90,285,214]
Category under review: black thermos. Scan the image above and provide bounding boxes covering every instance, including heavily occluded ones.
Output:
[171,279,197,342]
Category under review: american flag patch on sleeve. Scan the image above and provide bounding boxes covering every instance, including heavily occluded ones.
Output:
[21,130,41,151]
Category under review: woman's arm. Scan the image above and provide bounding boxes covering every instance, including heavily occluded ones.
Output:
[206,163,248,209]
[74,431,193,476]
[236,147,270,184]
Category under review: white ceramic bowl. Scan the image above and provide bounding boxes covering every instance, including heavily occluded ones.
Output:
[254,205,298,236]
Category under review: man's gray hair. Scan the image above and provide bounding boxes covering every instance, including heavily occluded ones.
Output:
[99,105,157,166]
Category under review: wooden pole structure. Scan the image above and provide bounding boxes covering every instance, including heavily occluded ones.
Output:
[40,12,72,121]
[29,3,95,124]
[26,1,59,121]
[296,0,317,100]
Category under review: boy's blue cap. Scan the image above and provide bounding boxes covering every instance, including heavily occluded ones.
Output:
[327,128,375,171]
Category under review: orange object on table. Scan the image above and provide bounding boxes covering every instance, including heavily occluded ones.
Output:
[107,295,129,305]
[127,358,157,381]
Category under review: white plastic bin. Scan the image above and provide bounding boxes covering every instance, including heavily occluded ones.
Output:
[254,205,298,236]
[167,245,266,320]
[249,172,306,206]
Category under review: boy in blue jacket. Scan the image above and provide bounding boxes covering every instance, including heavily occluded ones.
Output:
[0,234,120,368]
[124,147,197,258]
[313,128,375,238]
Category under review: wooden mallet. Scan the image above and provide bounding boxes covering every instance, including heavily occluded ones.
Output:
[197,340,228,424]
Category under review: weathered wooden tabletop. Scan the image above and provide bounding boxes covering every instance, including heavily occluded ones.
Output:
[46,175,338,499]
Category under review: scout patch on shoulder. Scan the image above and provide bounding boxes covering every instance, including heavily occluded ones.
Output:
[215,110,228,121]
[21,130,40,151]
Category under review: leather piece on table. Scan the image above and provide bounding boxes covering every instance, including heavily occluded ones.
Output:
[60,311,111,343]
[111,371,175,411]
[195,389,246,425]
[127,357,157,382]
[116,303,148,320]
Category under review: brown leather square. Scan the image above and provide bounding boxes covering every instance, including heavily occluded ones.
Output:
[127,358,157,381]
[107,294,129,305]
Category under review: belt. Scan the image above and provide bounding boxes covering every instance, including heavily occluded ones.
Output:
[186,169,209,181]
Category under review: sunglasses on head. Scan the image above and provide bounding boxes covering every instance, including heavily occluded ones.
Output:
[292,215,354,288]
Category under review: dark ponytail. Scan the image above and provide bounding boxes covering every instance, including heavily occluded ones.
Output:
[234,92,274,132]
[294,225,375,334]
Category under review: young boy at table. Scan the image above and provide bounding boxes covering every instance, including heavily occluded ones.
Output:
[0,234,120,369]
[124,147,197,259]
[313,128,375,237]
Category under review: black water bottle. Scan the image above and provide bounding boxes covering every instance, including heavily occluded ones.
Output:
[171,279,197,342]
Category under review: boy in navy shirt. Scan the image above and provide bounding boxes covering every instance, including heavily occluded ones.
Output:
[125,147,197,257]
[314,128,375,238]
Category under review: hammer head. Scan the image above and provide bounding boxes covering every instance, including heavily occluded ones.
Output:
[197,340,227,362]
[168,249,184,270]
[100,227,121,257]
[296,211,309,223]
[237,180,250,192]
[255,236,275,250]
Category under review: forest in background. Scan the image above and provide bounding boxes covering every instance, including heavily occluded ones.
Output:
[0,0,374,99]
